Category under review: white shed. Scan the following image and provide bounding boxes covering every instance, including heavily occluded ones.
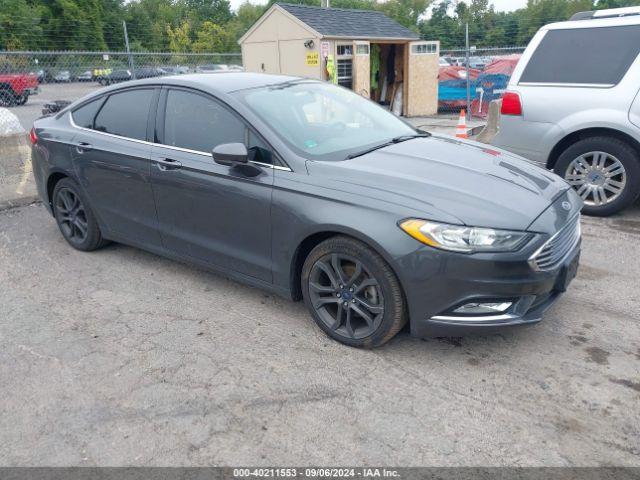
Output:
[239,3,439,116]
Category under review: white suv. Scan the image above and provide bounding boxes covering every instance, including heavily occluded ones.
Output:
[492,7,640,216]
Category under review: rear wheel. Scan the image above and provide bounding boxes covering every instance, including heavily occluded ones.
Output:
[16,93,28,105]
[52,178,109,251]
[555,136,640,216]
[301,236,406,348]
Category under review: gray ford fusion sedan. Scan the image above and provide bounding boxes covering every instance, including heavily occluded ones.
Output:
[30,73,582,348]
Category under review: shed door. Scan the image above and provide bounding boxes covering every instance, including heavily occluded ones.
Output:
[406,41,439,116]
[243,42,279,74]
[352,41,370,98]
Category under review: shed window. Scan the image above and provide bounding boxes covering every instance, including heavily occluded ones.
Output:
[411,43,437,55]
[356,44,370,55]
[337,45,353,57]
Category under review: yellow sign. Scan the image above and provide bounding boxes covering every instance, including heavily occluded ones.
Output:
[306,52,319,66]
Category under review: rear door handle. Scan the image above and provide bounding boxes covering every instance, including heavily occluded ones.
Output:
[75,142,92,153]
[156,157,182,171]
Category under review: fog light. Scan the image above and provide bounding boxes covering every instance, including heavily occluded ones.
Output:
[453,302,513,315]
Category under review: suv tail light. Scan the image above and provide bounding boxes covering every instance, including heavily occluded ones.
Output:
[501,92,522,116]
[29,127,38,145]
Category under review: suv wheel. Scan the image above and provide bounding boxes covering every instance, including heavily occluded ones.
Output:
[301,236,407,348]
[555,136,640,216]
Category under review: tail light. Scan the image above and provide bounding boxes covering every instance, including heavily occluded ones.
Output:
[501,91,522,116]
[29,127,38,145]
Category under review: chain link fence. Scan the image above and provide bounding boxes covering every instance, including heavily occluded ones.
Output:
[1,45,526,132]
[0,50,243,133]
[0,50,240,117]
[437,46,526,119]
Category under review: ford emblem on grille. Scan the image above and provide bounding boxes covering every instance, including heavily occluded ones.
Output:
[562,201,572,211]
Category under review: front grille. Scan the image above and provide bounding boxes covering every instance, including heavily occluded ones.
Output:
[530,214,581,271]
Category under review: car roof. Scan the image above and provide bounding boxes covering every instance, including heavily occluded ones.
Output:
[60,72,309,117]
[102,72,303,94]
[157,72,302,93]
[542,12,640,31]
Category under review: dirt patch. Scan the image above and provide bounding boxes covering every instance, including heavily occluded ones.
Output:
[585,346,610,365]
[569,335,589,346]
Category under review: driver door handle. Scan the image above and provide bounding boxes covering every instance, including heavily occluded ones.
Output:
[156,157,182,171]
[75,142,92,154]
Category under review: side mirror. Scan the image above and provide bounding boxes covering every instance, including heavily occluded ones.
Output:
[212,143,248,167]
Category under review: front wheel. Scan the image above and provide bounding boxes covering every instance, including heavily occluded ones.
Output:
[301,236,407,348]
[555,136,640,216]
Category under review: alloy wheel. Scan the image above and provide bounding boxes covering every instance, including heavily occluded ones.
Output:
[308,253,385,340]
[55,187,89,243]
[564,151,627,206]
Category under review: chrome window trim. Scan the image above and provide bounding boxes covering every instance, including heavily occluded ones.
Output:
[69,111,292,172]
[431,313,518,323]
[517,82,615,88]
[528,213,581,271]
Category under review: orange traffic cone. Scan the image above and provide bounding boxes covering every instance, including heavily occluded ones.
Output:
[456,109,468,139]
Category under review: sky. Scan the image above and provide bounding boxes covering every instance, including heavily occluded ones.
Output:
[229,0,529,12]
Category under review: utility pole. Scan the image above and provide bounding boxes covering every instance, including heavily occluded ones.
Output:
[123,20,136,79]
[465,22,471,121]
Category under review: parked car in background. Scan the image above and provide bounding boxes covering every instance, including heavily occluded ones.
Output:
[76,70,93,82]
[492,6,640,216]
[195,64,228,73]
[161,65,190,75]
[136,67,167,79]
[464,56,487,70]
[33,68,53,84]
[31,73,582,348]
[99,69,131,86]
[226,65,244,72]
[439,57,451,67]
[0,72,39,106]
[53,70,71,83]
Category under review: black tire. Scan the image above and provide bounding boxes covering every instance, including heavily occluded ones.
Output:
[0,88,17,107]
[52,178,109,251]
[554,136,640,216]
[301,236,407,348]
[16,93,28,106]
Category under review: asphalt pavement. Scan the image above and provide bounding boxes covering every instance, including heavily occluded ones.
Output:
[0,202,638,466]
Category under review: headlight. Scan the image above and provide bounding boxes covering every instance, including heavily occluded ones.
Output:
[399,219,533,253]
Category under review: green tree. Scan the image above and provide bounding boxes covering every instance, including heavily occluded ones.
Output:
[167,20,192,53]
[192,20,235,52]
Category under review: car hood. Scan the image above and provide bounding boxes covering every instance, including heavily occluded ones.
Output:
[306,135,569,231]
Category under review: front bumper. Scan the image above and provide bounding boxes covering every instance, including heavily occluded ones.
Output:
[403,242,580,338]
[395,189,582,338]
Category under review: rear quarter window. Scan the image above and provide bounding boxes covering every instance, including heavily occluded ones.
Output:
[520,25,640,85]
[71,98,103,128]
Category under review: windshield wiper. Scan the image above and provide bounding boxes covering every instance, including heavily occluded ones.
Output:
[346,133,431,159]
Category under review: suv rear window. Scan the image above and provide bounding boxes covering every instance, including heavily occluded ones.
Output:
[520,25,640,86]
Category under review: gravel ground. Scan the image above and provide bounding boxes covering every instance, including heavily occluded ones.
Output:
[0,202,639,466]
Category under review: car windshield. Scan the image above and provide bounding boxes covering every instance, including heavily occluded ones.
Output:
[233,81,417,160]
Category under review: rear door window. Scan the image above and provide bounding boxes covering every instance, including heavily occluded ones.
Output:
[94,89,154,141]
[520,25,640,86]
